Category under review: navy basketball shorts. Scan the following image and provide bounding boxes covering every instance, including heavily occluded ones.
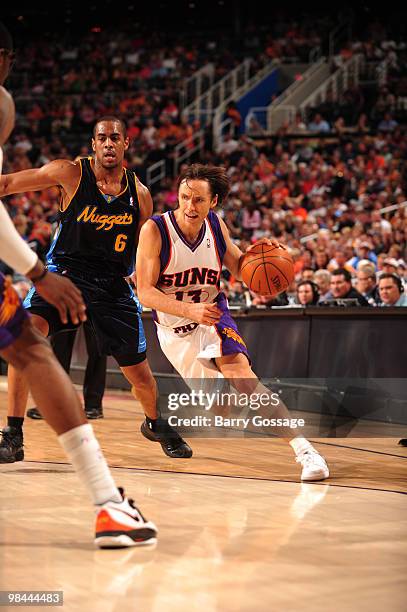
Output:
[24,271,146,367]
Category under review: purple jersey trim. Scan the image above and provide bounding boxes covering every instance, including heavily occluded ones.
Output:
[169,210,206,252]
[152,215,171,273]
[215,292,251,363]
[0,273,29,350]
[207,211,226,264]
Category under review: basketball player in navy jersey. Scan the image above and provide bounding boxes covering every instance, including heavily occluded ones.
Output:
[136,164,330,481]
[0,21,156,546]
[0,115,191,460]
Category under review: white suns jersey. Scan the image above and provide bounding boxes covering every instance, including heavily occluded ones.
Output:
[152,210,226,333]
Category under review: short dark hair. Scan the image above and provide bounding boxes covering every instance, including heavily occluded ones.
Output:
[93,116,127,139]
[177,164,230,205]
[379,273,403,293]
[331,268,352,283]
[0,22,13,51]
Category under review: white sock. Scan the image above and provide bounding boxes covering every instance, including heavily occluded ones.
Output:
[58,424,121,505]
[289,437,316,457]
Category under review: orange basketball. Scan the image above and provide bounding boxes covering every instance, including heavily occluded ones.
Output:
[241,242,294,296]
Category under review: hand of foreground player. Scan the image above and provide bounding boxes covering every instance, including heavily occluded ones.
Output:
[246,238,284,252]
[33,272,87,325]
[185,302,222,326]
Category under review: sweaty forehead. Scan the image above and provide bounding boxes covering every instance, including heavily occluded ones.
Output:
[179,179,211,196]
[95,122,123,137]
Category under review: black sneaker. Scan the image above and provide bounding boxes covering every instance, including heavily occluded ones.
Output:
[27,407,43,420]
[398,439,407,447]
[85,406,104,420]
[141,418,193,459]
[0,426,24,463]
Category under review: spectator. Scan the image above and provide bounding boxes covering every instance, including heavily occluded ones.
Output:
[382,257,399,275]
[329,268,370,306]
[296,280,320,306]
[347,242,378,271]
[301,267,315,281]
[314,269,332,301]
[225,101,242,137]
[356,264,380,305]
[216,132,239,155]
[378,273,407,306]
[307,113,330,133]
[378,112,398,132]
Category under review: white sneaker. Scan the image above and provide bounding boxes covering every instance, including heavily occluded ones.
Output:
[297,451,330,481]
[95,488,157,549]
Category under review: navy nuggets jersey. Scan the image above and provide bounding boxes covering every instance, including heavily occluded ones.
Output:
[152,210,226,331]
[47,157,140,277]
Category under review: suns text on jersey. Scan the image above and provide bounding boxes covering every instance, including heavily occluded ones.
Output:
[160,267,219,288]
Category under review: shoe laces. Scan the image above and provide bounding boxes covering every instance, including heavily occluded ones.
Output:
[117,487,147,522]
[0,428,21,447]
[296,450,320,466]
[0,429,10,446]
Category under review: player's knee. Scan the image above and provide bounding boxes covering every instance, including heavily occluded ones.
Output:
[7,335,52,371]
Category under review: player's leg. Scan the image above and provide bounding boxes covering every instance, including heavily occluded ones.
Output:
[96,284,192,459]
[1,319,157,547]
[27,329,77,419]
[214,294,328,480]
[0,314,49,462]
[215,353,329,481]
[120,355,193,459]
[83,323,106,419]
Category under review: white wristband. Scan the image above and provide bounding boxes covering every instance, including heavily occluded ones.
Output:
[0,199,38,274]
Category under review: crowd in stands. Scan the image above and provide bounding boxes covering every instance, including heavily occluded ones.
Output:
[4,12,338,179]
[2,14,406,309]
[4,123,406,308]
[287,31,407,137]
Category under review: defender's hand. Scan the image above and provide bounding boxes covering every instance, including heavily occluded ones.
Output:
[34,272,87,325]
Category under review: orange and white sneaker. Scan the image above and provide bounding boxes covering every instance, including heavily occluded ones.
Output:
[95,488,157,549]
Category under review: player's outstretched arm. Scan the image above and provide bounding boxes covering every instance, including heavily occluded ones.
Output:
[0,159,79,197]
[136,220,221,325]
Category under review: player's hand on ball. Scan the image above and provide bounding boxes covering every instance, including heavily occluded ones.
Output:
[247,238,283,252]
[185,302,222,326]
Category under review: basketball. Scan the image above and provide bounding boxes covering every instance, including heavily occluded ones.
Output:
[241,241,294,296]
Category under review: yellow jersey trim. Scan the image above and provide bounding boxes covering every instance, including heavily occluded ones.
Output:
[60,159,83,212]
[133,172,140,204]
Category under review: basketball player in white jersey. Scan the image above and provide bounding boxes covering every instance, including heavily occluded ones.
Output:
[136,163,329,481]
[0,21,157,547]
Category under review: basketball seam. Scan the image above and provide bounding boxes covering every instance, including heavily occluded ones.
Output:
[265,260,290,286]
[241,254,293,269]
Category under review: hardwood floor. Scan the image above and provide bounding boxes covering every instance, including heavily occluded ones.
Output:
[0,381,406,611]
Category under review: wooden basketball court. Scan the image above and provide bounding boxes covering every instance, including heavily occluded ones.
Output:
[1,379,406,611]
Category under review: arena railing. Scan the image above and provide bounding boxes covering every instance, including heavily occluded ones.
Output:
[146,159,166,190]
[212,59,281,150]
[179,63,216,110]
[299,53,363,121]
[173,130,205,176]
